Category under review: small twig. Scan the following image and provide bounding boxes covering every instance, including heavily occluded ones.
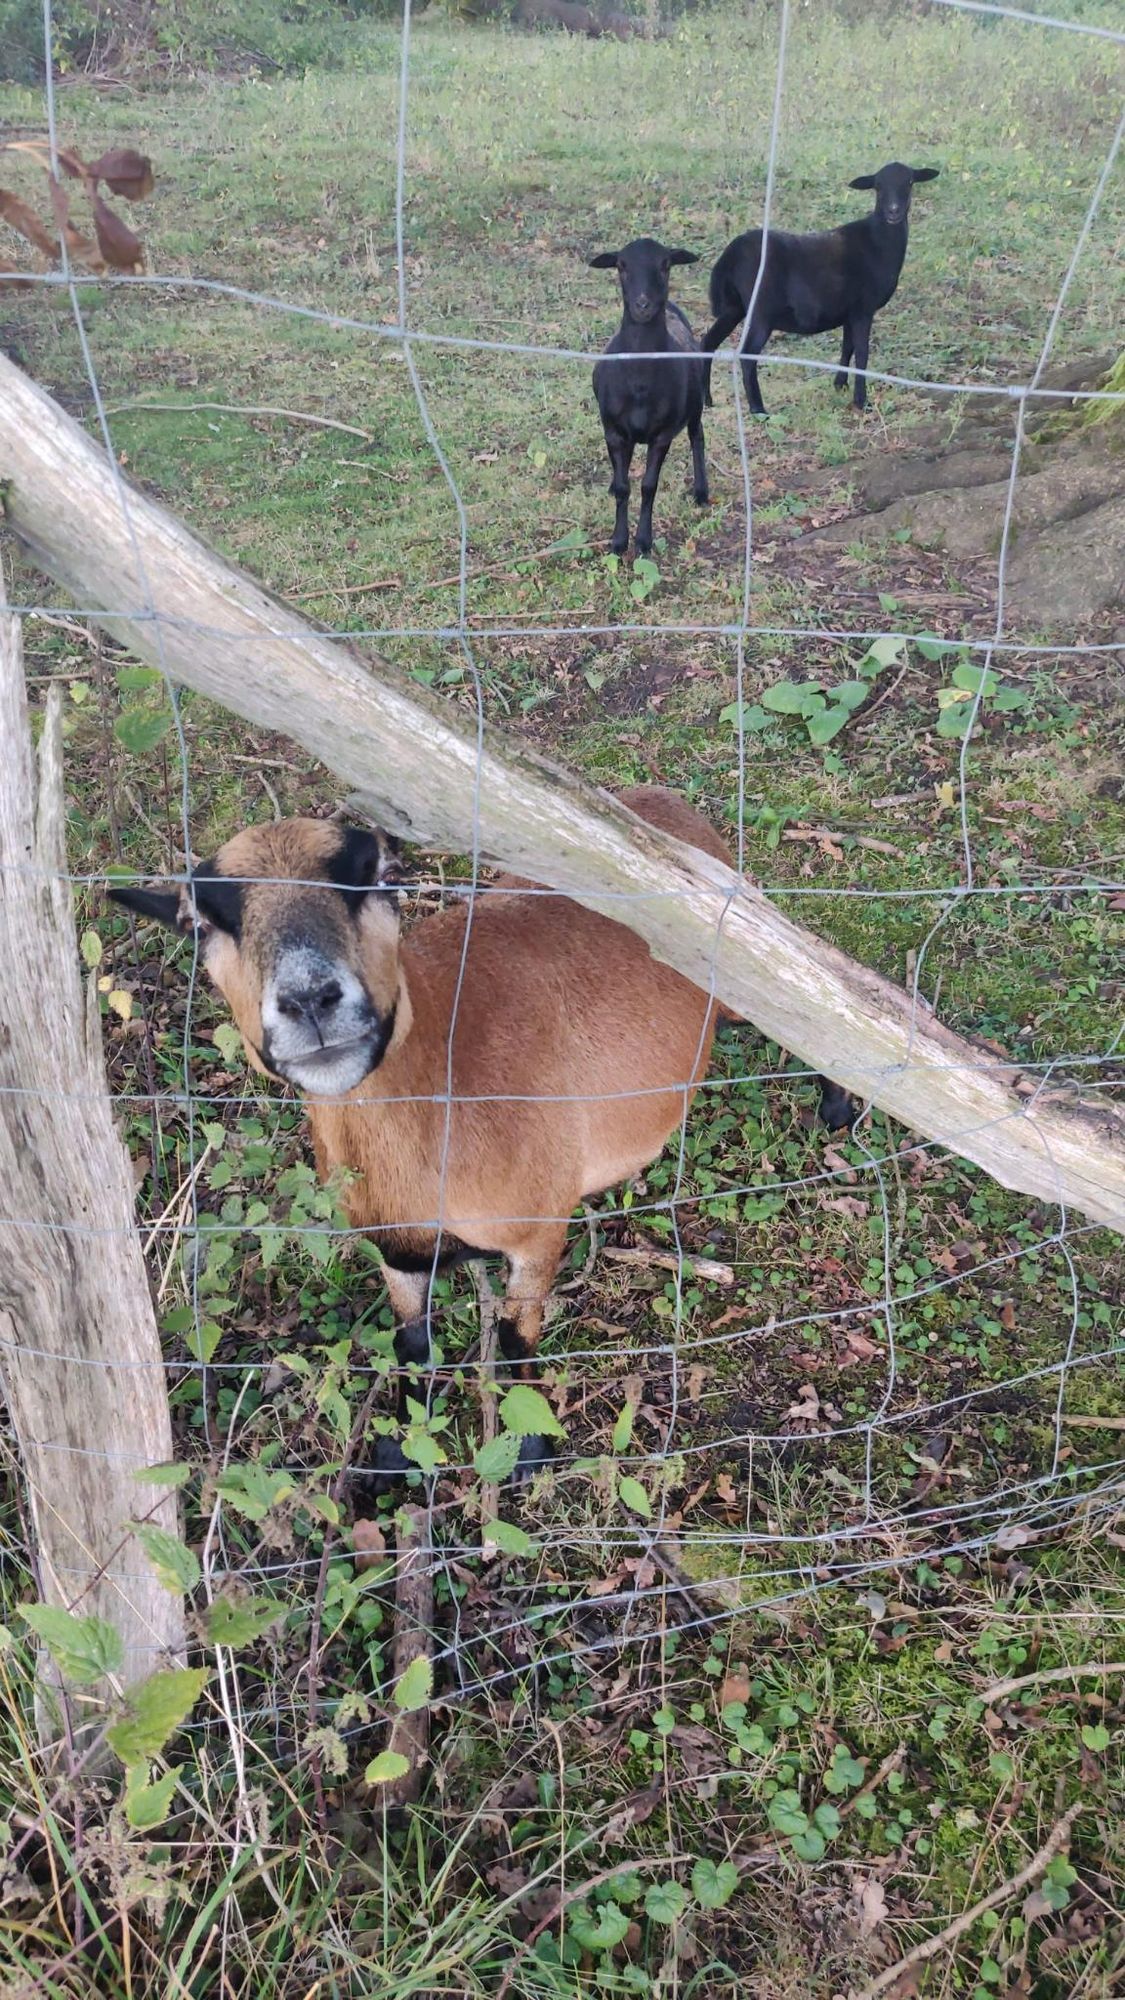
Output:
[782,826,905,859]
[102,399,374,441]
[983,1660,1125,1705]
[857,661,910,724]
[305,1381,382,1834]
[383,1505,433,1806]
[1060,1414,1125,1432]
[289,575,403,601]
[472,1262,501,1544]
[838,1742,906,1822]
[853,1801,1084,2000]
[600,1244,736,1287]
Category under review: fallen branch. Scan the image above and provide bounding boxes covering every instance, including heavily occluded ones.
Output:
[782,826,906,859]
[983,1660,1125,1705]
[852,1801,1084,2000]
[2,350,1124,1232]
[600,1244,736,1287]
[103,400,375,442]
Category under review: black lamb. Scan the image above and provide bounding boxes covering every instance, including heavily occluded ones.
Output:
[702,162,940,415]
[589,237,709,556]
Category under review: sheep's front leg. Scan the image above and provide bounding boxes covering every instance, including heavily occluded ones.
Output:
[498,1225,569,1483]
[739,323,770,416]
[834,321,853,391]
[365,1261,432,1479]
[850,315,873,411]
[605,428,634,555]
[634,431,675,555]
[688,414,709,506]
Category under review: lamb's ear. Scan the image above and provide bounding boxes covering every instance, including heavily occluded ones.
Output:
[588,250,620,269]
[848,173,877,190]
[667,248,700,266]
[108,883,191,932]
[909,165,940,183]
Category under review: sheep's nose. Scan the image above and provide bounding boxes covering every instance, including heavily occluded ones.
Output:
[276,979,343,1024]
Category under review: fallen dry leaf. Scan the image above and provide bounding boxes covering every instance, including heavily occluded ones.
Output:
[720,1669,751,1707]
[856,1874,888,1937]
[351,1518,387,1571]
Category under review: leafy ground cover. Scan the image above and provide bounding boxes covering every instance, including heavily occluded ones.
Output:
[1,3,1123,1993]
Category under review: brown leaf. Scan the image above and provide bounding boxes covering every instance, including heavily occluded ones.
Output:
[720,1669,751,1708]
[87,147,154,200]
[843,1330,882,1364]
[0,259,34,291]
[856,1874,888,1937]
[351,1518,387,1572]
[825,1194,870,1221]
[89,188,144,271]
[600,1783,662,1846]
[714,1473,738,1509]
[0,187,59,260]
[785,1382,820,1423]
[823,1146,857,1181]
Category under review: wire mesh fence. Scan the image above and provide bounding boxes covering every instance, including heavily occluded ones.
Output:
[1,0,1124,1807]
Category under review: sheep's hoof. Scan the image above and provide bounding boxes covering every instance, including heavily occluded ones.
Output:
[633,534,653,557]
[512,1432,555,1486]
[694,485,710,507]
[610,533,629,556]
[834,371,849,390]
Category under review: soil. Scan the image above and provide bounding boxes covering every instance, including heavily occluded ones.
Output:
[798,353,1125,639]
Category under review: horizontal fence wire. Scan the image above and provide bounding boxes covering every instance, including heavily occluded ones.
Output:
[0,0,1122,1791]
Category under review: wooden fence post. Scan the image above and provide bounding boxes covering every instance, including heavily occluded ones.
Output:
[0,578,185,1755]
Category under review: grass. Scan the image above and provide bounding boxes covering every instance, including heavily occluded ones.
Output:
[2,2,1125,1994]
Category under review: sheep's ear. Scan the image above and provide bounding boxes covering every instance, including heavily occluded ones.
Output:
[588,251,619,269]
[667,248,699,266]
[108,883,192,933]
[848,174,877,190]
[909,166,940,183]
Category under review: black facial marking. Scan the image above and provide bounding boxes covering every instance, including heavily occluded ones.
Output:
[327,827,403,913]
[379,1230,476,1274]
[498,1317,533,1364]
[191,858,244,939]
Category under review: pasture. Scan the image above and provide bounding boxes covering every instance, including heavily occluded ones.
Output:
[1,1,1124,1994]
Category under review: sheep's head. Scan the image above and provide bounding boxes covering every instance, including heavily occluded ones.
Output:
[589,237,699,324]
[110,819,408,1098]
[849,162,939,227]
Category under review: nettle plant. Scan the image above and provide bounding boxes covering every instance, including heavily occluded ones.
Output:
[931,647,1030,739]
[721,635,905,749]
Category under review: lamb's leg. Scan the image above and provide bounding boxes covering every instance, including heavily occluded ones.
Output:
[605,428,634,555]
[688,412,709,506]
[851,315,873,411]
[498,1225,569,1483]
[739,323,770,416]
[700,306,744,408]
[634,431,675,555]
[835,322,853,392]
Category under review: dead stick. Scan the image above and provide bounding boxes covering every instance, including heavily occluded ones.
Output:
[383,1504,433,1807]
[983,1660,1125,1705]
[838,1743,906,1822]
[600,1245,736,1287]
[781,827,906,859]
[101,400,374,441]
[853,1801,1084,2000]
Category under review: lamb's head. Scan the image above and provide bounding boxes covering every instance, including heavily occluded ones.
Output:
[589,237,699,324]
[849,161,940,227]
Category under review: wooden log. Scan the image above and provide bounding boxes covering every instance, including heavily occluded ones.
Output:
[0,578,185,1755]
[0,349,1123,1232]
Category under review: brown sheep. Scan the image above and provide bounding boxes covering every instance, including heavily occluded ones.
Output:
[112,787,735,1477]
